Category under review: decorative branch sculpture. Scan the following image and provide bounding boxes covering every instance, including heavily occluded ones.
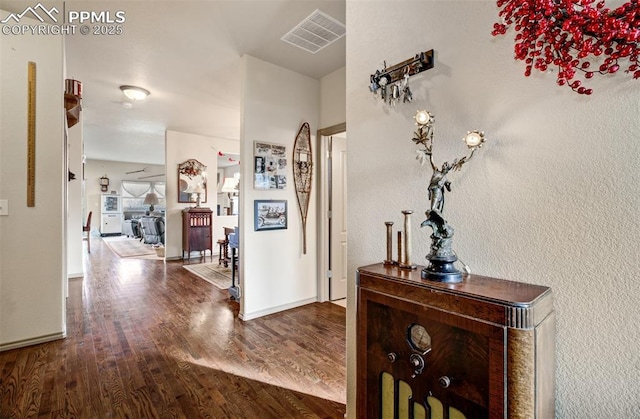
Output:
[492,0,640,95]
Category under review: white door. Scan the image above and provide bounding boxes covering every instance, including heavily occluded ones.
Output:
[330,134,347,300]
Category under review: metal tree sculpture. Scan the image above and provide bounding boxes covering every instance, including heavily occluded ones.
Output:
[412,111,486,283]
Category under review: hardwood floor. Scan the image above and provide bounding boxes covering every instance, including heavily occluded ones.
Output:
[0,239,346,418]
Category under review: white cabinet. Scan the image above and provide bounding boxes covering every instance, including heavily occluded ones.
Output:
[101,214,122,236]
[101,194,121,236]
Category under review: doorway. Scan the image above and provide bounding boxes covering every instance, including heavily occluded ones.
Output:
[317,123,347,302]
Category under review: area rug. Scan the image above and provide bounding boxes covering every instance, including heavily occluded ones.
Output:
[102,236,162,260]
[183,263,232,290]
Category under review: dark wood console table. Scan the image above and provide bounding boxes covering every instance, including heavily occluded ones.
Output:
[356,263,555,419]
[182,207,213,261]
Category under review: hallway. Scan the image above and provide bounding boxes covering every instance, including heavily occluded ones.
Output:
[0,239,346,418]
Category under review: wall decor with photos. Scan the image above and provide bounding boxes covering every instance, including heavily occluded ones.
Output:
[254,200,288,231]
[178,159,207,204]
[254,141,287,190]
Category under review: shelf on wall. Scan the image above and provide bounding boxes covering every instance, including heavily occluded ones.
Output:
[64,93,81,128]
[371,50,434,87]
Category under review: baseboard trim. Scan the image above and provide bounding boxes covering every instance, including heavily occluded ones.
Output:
[0,331,66,352]
[68,272,84,279]
[239,297,317,321]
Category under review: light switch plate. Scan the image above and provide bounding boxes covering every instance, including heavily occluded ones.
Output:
[0,199,8,216]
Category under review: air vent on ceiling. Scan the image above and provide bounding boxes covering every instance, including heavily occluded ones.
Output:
[281,9,346,54]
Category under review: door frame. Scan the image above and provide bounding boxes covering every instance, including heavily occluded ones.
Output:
[316,122,346,303]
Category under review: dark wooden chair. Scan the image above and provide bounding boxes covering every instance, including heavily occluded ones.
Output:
[83,211,92,253]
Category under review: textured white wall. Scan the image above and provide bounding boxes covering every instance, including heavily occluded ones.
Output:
[345,1,640,418]
[320,66,347,129]
[240,55,319,320]
[0,10,66,349]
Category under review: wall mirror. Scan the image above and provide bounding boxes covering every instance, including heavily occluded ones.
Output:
[217,152,240,215]
[178,159,207,203]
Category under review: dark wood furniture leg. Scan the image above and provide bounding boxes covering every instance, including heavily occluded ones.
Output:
[231,248,237,286]
[217,239,226,265]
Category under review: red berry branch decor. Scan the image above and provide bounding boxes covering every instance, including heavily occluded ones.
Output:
[492,0,640,95]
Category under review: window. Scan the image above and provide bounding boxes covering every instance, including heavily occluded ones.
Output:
[121,181,166,213]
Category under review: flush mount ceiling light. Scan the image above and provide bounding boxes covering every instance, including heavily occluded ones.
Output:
[120,85,150,101]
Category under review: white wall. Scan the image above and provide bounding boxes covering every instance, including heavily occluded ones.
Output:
[345,1,640,418]
[0,10,66,350]
[239,55,319,320]
[84,159,165,235]
[165,130,238,259]
[67,115,83,278]
[320,66,346,129]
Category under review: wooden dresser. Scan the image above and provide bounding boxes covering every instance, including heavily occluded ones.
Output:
[181,207,213,260]
[356,263,555,419]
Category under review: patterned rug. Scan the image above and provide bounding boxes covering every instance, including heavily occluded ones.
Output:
[102,236,162,259]
[183,263,232,290]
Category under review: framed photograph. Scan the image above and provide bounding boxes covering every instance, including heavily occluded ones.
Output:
[254,200,287,231]
[254,141,287,190]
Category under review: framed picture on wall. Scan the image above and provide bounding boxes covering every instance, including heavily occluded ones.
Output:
[178,159,207,204]
[254,199,287,231]
[254,141,287,190]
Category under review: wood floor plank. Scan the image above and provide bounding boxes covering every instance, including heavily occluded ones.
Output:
[1,237,346,418]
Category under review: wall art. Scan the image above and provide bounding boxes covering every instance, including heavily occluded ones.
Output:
[492,0,640,95]
[254,199,288,231]
[253,141,287,190]
[293,122,312,254]
[178,159,207,204]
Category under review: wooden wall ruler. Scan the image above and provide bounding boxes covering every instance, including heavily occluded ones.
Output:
[27,61,36,207]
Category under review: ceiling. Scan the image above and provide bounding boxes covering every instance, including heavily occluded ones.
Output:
[1,0,346,166]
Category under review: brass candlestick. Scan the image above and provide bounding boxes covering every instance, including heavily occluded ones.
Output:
[384,222,395,265]
[399,210,417,270]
